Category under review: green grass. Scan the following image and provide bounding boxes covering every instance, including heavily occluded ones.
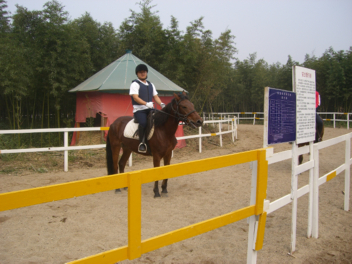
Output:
[323,121,351,129]
[0,167,16,174]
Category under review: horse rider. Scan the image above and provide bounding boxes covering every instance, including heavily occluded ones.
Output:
[315,91,323,142]
[129,64,165,153]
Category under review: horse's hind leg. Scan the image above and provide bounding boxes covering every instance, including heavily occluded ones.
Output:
[111,144,122,193]
[160,151,172,197]
[119,148,131,174]
[109,144,120,175]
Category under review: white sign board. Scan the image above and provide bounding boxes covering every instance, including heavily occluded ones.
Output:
[292,66,316,144]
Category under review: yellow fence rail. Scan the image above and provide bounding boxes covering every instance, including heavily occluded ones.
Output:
[0,149,269,264]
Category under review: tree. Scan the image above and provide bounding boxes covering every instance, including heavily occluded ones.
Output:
[72,13,119,74]
[304,46,352,112]
[0,38,31,131]
[7,0,92,138]
[159,16,185,84]
[38,0,92,131]
[0,0,11,122]
[117,0,167,67]
[1,0,350,138]
[233,53,266,111]
[0,3,33,133]
[179,18,237,113]
[342,48,352,111]
[277,55,298,91]
[0,0,10,33]
[325,48,345,111]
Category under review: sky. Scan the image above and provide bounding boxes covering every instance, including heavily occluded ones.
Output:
[5,0,352,65]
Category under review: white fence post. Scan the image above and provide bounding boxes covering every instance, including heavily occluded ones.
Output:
[333,113,336,128]
[290,142,298,253]
[199,126,202,153]
[347,113,350,130]
[344,134,351,211]
[64,131,68,172]
[219,123,222,147]
[234,117,238,139]
[247,161,258,264]
[312,146,320,238]
[307,142,314,238]
[231,119,234,142]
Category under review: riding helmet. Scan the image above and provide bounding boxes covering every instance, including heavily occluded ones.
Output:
[135,64,148,74]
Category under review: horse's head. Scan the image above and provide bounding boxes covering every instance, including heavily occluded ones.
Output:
[172,91,203,128]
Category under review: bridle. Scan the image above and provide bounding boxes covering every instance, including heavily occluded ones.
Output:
[154,97,197,126]
[170,97,196,123]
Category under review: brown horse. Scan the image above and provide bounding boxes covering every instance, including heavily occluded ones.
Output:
[298,115,324,164]
[106,91,203,197]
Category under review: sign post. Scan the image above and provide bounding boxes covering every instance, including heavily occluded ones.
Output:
[263,66,317,255]
[291,66,316,253]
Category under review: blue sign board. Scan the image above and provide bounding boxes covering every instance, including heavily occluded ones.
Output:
[268,88,296,145]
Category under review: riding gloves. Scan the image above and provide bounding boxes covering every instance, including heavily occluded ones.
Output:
[146,102,154,109]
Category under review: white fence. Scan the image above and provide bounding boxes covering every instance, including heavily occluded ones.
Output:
[204,112,351,129]
[182,119,237,153]
[204,112,264,125]
[318,112,351,129]
[261,132,351,256]
[0,118,237,172]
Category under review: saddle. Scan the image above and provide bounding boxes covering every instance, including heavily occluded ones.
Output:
[123,111,155,140]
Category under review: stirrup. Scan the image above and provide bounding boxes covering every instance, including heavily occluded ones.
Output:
[138,142,147,153]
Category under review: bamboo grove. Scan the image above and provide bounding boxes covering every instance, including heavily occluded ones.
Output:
[1,0,351,133]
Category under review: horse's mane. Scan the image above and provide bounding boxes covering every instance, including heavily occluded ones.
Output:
[153,94,189,128]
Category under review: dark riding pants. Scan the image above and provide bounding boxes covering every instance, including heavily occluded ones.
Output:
[134,109,152,128]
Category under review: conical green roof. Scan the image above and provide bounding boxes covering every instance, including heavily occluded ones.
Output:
[69,50,185,95]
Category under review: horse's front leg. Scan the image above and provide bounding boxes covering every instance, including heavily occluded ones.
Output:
[111,144,121,193]
[153,155,161,198]
[161,151,172,196]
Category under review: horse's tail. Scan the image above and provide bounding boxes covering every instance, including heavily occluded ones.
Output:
[106,132,114,175]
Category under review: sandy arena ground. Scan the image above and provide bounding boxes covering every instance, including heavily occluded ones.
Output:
[0,124,351,264]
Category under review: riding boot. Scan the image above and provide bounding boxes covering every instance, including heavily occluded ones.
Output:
[138,125,147,153]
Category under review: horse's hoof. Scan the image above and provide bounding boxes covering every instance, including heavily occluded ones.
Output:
[154,193,161,198]
[161,193,168,197]
[115,189,121,193]
[123,187,128,190]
